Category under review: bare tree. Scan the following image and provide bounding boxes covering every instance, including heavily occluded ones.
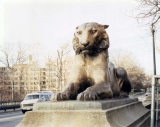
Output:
[110,50,137,70]
[0,43,28,100]
[54,44,71,91]
[28,43,42,63]
[136,0,160,27]
[135,0,160,53]
[45,55,54,90]
[110,50,149,91]
[0,67,12,101]
[143,75,152,92]
[0,43,28,68]
[53,43,71,91]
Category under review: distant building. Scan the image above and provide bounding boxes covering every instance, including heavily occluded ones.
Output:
[40,68,46,90]
[0,67,12,100]
[45,60,58,91]
[0,67,10,90]
[45,56,73,92]
[12,55,40,92]
[62,57,73,88]
[0,55,74,100]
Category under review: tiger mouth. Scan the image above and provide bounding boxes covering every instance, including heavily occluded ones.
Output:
[81,49,91,54]
[81,48,96,55]
[80,44,98,55]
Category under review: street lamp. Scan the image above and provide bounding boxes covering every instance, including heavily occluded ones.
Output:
[150,23,156,75]
[150,23,157,127]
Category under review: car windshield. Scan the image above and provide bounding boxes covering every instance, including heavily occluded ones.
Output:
[24,95,39,100]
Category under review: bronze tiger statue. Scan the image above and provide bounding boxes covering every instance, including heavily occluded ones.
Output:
[52,22,131,101]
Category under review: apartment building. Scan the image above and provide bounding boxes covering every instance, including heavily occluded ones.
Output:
[45,60,59,92]
[44,56,73,92]
[12,55,40,91]
[0,67,12,100]
[40,68,46,90]
[0,67,10,90]
[0,55,73,100]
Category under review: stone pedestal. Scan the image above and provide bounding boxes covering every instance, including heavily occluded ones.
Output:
[16,97,150,127]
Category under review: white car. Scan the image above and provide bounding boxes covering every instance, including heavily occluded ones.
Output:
[145,91,151,96]
[20,91,53,113]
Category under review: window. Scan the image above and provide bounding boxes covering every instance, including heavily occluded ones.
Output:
[8,87,12,90]
[7,82,11,85]
[20,87,24,90]
[24,95,39,100]
[42,86,46,88]
[19,76,22,80]
[7,77,10,80]
[20,82,24,85]
[14,82,17,85]
[44,95,49,101]
[14,87,18,90]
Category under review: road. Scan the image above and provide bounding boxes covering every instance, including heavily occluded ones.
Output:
[0,94,146,127]
[0,110,24,127]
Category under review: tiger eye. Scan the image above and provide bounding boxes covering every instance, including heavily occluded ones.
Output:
[90,30,97,34]
[94,30,97,33]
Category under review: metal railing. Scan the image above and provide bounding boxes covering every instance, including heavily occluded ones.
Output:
[0,100,22,111]
[151,75,160,127]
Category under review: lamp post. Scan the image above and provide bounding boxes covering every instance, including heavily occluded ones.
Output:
[150,23,156,127]
[151,23,156,75]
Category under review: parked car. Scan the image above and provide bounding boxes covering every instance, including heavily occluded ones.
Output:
[145,91,151,96]
[20,91,53,113]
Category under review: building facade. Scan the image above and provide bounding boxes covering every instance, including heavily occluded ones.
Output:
[0,55,73,100]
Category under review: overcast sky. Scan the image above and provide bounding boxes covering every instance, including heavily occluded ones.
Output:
[0,0,160,75]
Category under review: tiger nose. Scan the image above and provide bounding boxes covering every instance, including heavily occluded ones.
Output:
[81,42,89,46]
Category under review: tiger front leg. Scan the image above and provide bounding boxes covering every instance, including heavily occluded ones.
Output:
[51,65,87,101]
[77,68,113,101]
[51,82,78,101]
[77,82,113,101]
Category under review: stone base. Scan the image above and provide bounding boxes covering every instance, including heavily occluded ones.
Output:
[16,97,150,127]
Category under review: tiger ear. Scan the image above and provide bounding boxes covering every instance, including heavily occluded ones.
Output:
[104,25,109,29]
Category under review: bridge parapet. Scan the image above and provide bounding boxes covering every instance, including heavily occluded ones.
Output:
[17,97,150,127]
